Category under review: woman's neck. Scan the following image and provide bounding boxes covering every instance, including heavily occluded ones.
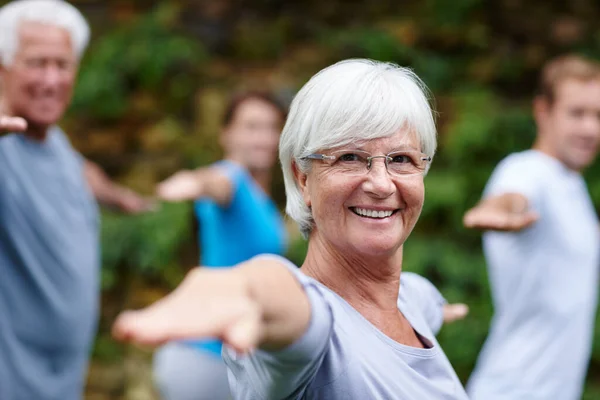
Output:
[301,233,403,313]
[250,168,272,195]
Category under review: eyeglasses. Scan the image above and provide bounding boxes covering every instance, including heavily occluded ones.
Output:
[303,149,431,177]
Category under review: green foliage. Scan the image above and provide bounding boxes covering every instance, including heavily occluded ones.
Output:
[286,236,309,267]
[67,0,600,395]
[101,202,193,289]
[320,28,413,64]
[70,3,207,121]
[92,335,125,363]
[423,0,483,27]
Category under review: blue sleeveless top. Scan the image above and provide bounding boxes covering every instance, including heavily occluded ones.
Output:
[190,160,287,355]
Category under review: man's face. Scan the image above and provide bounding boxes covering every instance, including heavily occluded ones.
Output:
[537,78,600,171]
[0,21,78,132]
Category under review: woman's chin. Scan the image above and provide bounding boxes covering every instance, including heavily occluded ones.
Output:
[346,235,403,258]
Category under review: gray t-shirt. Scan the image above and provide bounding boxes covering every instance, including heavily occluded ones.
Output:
[0,128,100,400]
[223,256,468,399]
[467,150,600,400]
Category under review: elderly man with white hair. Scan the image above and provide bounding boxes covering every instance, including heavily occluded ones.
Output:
[0,1,153,399]
[112,59,469,399]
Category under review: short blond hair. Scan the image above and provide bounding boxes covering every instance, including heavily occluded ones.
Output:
[538,54,600,103]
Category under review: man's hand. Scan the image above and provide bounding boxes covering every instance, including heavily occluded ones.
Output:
[156,170,203,202]
[0,116,27,135]
[443,303,469,323]
[463,193,538,232]
[114,187,157,214]
[84,160,156,214]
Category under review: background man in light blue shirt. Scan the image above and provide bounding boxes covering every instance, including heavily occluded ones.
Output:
[464,54,600,400]
[0,1,153,399]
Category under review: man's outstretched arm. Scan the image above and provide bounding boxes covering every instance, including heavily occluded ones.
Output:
[463,192,538,232]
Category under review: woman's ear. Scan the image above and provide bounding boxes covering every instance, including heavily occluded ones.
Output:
[292,161,311,208]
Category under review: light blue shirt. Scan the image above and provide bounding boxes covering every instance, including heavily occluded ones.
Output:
[223,255,468,400]
[467,150,600,400]
[191,161,287,355]
[0,128,100,400]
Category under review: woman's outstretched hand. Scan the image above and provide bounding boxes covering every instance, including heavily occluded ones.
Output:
[112,258,311,354]
[112,268,262,354]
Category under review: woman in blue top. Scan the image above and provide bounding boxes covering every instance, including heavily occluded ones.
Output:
[152,91,288,400]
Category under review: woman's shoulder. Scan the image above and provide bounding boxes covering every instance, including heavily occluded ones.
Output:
[398,272,446,335]
[399,272,441,302]
[209,159,249,182]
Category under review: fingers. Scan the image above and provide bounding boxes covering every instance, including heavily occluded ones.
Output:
[155,173,187,201]
[111,273,212,346]
[0,116,27,133]
[113,300,261,350]
[155,171,201,202]
[117,189,159,214]
[463,208,539,232]
[112,268,260,350]
[155,182,176,201]
[462,209,480,229]
[443,303,469,323]
[463,209,506,230]
[127,196,159,213]
[112,299,191,347]
[504,211,538,231]
[112,310,169,347]
[222,303,262,354]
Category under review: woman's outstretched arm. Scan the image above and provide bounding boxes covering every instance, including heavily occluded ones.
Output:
[112,256,311,353]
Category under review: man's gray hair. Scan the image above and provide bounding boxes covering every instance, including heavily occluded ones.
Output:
[0,0,90,66]
[279,59,437,237]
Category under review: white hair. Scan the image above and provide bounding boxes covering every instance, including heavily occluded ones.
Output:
[279,59,437,237]
[0,0,90,66]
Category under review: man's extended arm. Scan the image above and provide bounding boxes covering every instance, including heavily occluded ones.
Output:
[463,192,538,231]
[84,160,155,214]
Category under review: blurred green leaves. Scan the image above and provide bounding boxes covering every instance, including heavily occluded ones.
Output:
[64,0,600,393]
[100,202,192,289]
[71,3,207,121]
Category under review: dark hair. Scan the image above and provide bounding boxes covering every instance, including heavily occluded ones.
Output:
[537,54,600,104]
[222,91,287,127]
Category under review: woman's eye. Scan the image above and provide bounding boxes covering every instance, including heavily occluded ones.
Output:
[390,155,412,164]
[337,153,362,162]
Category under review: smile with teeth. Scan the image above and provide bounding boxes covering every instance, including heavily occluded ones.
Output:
[351,207,396,219]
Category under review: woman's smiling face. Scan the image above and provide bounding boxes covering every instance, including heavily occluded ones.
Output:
[298,129,426,258]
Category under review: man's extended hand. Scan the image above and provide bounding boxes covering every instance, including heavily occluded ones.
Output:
[0,116,27,135]
[443,303,469,323]
[114,187,157,214]
[463,193,539,232]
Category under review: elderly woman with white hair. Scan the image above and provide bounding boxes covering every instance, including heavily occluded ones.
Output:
[114,59,469,399]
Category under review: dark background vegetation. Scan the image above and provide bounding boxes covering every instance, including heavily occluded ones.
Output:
[4,0,600,397]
